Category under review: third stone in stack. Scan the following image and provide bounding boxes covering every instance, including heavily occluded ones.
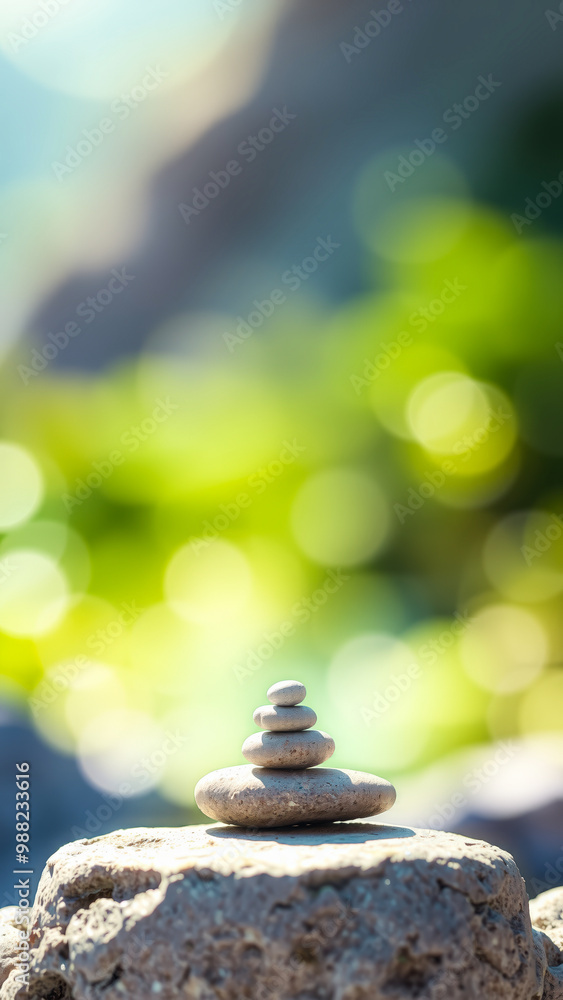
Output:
[242,680,335,769]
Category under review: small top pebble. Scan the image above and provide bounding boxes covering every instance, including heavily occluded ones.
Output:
[267,679,306,707]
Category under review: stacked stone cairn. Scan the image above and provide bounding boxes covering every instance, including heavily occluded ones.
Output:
[195,679,397,828]
[241,679,334,769]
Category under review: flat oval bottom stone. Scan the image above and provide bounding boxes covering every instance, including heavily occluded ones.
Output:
[194,765,397,828]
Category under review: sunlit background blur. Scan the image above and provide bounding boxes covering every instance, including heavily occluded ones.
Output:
[1,0,563,903]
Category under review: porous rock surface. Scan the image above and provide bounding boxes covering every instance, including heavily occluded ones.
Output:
[0,909,27,991]
[1,823,562,999]
[530,887,563,1000]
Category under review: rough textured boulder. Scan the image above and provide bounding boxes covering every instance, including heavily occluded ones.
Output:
[0,908,26,991]
[1,822,562,999]
[530,888,563,1000]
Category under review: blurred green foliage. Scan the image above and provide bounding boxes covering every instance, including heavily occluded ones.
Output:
[1,159,562,810]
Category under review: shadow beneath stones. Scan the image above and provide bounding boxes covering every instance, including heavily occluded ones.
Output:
[206,822,417,845]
